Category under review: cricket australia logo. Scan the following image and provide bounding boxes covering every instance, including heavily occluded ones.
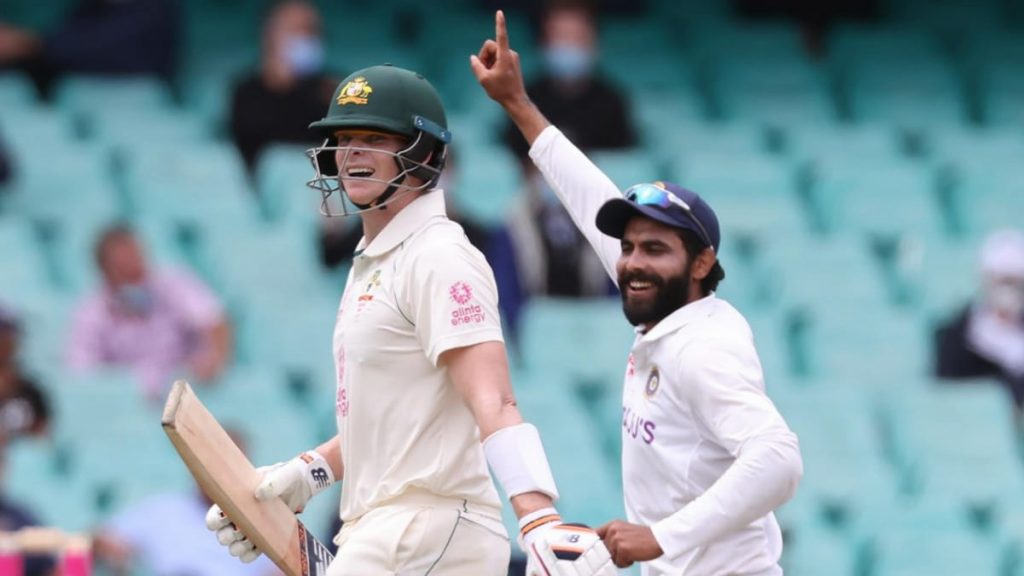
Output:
[645,366,660,398]
[337,77,373,105]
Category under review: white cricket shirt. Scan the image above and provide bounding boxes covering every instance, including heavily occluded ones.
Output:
[332,190,505,523]
[530,127,803,576]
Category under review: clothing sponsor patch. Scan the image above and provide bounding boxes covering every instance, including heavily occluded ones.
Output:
[622,405,657,445]
[448,281,485,326]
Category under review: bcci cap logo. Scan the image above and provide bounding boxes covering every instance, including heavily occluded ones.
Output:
[337,77,373,105]
[645,367,660,399]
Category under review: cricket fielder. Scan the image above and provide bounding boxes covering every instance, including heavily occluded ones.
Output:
[472,12,804,576]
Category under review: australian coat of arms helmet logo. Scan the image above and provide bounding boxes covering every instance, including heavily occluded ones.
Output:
[337,77,373,105]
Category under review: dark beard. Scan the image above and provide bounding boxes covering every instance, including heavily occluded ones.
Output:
[619,263,691,327]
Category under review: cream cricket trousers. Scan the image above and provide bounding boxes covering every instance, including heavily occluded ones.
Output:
[327,491,510,576]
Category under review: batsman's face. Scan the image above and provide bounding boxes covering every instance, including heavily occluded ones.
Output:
[617,217,691,328]
[333,130,407,205]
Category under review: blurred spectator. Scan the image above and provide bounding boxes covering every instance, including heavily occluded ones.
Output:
[318,149,492,270]
[500,0,637,160]
[230,0,339,172]
[491,161,615,340]
[0,0,180,98]
[935,230,1024,415]
[92,428,280,576]
[0,304,51,442]
[66,224,232,402]
[0,449,55,576]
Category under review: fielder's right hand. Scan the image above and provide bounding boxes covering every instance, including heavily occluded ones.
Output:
[206,450,336,563]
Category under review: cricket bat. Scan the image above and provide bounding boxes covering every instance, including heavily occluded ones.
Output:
[161,380,334,576]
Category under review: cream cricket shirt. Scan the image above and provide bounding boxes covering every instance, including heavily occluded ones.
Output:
[530,127,803,576]
[332,190,504,523]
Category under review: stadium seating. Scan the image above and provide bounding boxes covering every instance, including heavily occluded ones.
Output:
[2,2,1024,571]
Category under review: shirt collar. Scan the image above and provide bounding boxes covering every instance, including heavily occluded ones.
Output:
[638,293,717,344]
[357,190,447,258]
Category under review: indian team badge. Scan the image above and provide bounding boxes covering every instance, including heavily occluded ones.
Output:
[645,366,660,399]
[337,77,373,105]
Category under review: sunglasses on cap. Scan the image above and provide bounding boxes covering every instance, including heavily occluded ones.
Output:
[625,183,714,250]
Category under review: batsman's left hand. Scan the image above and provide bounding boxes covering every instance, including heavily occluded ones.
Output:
[597,520,664,568]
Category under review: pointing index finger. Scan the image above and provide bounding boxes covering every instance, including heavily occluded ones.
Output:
[495,9,509,52]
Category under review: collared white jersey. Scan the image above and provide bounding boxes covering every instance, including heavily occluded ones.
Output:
[332,190,504,523]
[530,127,802,576]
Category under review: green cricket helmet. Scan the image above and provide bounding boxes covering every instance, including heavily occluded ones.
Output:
[306,64,452,215]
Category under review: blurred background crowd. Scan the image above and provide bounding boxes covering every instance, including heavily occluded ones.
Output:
[1,0,1023,574]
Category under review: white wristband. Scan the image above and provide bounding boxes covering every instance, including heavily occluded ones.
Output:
[299,451,335,496]
[482,423,560,501]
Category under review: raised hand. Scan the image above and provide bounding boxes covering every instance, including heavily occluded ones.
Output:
[470,10,528,108]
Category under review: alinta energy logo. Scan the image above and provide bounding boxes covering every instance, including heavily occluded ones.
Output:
[449,281,473,304]
[449,281,484,326]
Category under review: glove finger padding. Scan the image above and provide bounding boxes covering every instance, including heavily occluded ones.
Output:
[527,523,617,576]
[216,524,245,546]
[205,504,230,531]
[228,538,258,560]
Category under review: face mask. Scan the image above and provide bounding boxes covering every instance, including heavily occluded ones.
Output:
[115,283,153,315]
[284,35,324,76]
[987,282,1024,319]
[544,43,594,82]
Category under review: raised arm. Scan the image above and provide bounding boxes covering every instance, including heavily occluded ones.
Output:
[471,10,623,284]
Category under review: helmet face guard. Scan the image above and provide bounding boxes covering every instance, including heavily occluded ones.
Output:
[305,65,451,217]
[305,122,448,217]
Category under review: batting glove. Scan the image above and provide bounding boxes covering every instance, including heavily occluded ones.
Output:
[205,504,261,563]
[205,451,335,564]
[527,522,617,576]
[254,450,336,513]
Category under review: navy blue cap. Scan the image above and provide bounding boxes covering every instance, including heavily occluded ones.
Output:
[596,181,721,252]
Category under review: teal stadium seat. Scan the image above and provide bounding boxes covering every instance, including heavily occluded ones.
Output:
[180,72,237,135]
[841,59,966,130]
[772,385,898,532]
[120,142,257,226]
[6,438,101,533]
[518,298,633,391]
[885,381,1024,510]
[197,218,332,306]
[88,109,211,152]
[709,56,834,127]
[781,529,858,576]
[8,144,120,241]
[452,144,522,225]
[866,526,1007,576]
[800,304,929,383]
[805,159,944,239]
[944,159,1024,237]
[633,90,707,153]
[255,144,322,225]
[675,151,806,239]
[53,76,174,120]
[0,72,37,108]
[589,149,661,190]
